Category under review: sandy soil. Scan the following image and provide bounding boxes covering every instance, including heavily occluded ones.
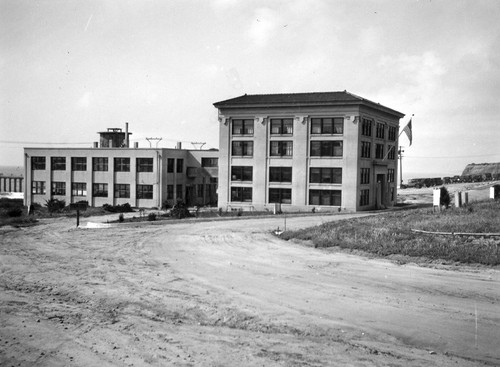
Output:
[1,206,499,366]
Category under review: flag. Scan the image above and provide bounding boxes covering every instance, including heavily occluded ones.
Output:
[402,118,412,146]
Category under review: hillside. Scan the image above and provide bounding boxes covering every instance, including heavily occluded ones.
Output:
[461,162,500,177]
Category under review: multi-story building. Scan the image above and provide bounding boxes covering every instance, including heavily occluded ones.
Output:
[24,126,218,209]
[214,91,405,212]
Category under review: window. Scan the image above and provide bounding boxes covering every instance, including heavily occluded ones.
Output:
[137,158,153,172]
[32,181,46,194]
[176,159,183,173]
[376,123,385,139]
[51,157,66,171]
[71,157,87,171]
[270,141,293,157]
[167,185,174,199]
[270,119,293,135]
[51,182,66,196]
[309,190,341,206]
[196,184,204,198]
[232,141,253,156]
[360,189,370,206]
[72,182,87,196]
[387,145,396,160]
[311,118,343,134]
[114,158,130,172]
[31,157,46,170]
[269,188,291,204]
[375,144,384,159]
[361,141,371,158]
[114,184,130,198]
[231,166,253,181]
[167,158,175,173]
[201,157,218,167]
[93,183,108,197]
[388,126,397,141]
[176,184,183,199]
[310,141,343,157]
[269,167,292,183]
[137,184,153,199]
[361,118,372,136]
[309,168,342,184]
[232,119,254,135]
[360,168,370,185]
[93,157,108,171]
[231,187,252,202]
[388,169,395,183]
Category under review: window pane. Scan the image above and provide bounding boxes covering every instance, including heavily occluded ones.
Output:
[311,119,321,134]
[270,120,281,134]
[322,119,333,134]
[284,119,293,134]
[243,166,253,181]
[310,141,321,156]
[333,141,343,156]
[232,120,243,135]
[282,167,292,182]
[270,141,280,156]
[310,168,320,183]
[232,142,243,156]
[309,190,320,205]
[333,118,344,134]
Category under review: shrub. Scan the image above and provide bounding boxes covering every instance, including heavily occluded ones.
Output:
[103,203,133,213]
[45,199,66,213]
[171,198,191,219]
[118,213,124,222]
[148,212,157,221]
[440,186,451,208]
[0,198,24,210]
[7,207,23,217]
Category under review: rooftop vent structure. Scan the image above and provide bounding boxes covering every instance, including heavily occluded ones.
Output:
[97,124,132,148]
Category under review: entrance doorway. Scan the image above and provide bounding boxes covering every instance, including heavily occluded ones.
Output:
[376,174,386,209]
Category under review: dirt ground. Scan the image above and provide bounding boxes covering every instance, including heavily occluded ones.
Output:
[1,187,499,366]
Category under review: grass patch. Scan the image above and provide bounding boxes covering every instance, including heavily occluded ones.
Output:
[281,200,500,266]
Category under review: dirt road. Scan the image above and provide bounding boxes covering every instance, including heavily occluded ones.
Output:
[1,213,499,366]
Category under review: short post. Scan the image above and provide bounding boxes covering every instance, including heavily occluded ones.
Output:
[491,187,496,199]
[462,192,469,205]
[455,191,462,208]
[433,188,441,211]
[76,209,80,228]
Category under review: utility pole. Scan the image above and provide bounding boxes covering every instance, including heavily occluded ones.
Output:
[146,137,162,148]
[398,146,404,187]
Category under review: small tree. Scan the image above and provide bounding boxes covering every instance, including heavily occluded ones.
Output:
[440,186,451,208]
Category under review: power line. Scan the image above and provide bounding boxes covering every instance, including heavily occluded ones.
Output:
[405,153,500,159]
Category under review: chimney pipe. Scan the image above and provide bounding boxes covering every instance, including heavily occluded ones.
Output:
[125,122,129,148]
[134,142,139,148]
[176,142,182,150]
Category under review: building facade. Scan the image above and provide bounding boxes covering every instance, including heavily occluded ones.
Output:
[24,127,218,208]
[214,91,405,212]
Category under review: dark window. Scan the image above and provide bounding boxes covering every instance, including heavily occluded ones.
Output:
[232,141,253,156]
[311,118,343,134]
[32,157,46,170]
[201,157,218,167]
[360,168,370,184]
[71,182,87,196]
[269,188,291,204]
[114,184,130,198]
[269,167,292,183]
[388,126,397,141]
[231,166,253,181]
[51,157,66,171]
[176,184,183,199]
[176,159,183,173]
[32,181,46,194]
[270,119,293,135]
[114,158,130,172]
[137,184,153,199]
[167,158,175,173]
[93,183,108,197]
[375,144,384,159]
[92,157,108,171]
[270,141,293,157]
[310,141,343,157]
[388,169,395,183]
[167,185,174,199]
[376,123,386,139]
[360,189,370,206]
[309,168,342,184]
[71,157,87,171]
[361,118,372,136]
[137,158,154,172]
[51,182,66,196]
[309,190,341,206]
[361,141,371,158]
[232,119,254,135]
[231,187,252,202]
[388,145,396,160]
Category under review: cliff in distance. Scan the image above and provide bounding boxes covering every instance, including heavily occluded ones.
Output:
[461,163,500,176]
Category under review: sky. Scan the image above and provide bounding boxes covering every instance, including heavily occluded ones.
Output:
[1,0,499,180]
